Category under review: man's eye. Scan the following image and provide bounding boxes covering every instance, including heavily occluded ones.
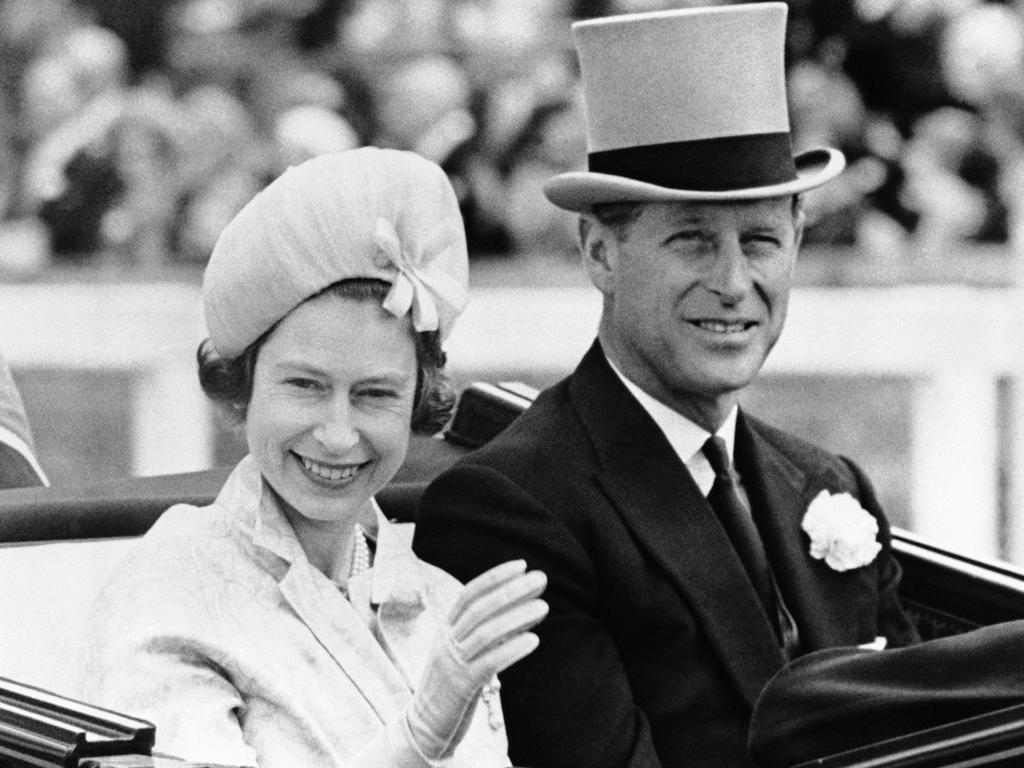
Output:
[666,230,703,245]
[746,235,783,250]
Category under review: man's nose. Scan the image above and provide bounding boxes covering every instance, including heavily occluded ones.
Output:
[313,398,360,453]
[704,240,751,303]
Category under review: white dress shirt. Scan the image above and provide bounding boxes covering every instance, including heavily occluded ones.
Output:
[605,355,739,496]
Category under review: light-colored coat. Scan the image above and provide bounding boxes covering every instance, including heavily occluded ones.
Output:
[80,456,510,768]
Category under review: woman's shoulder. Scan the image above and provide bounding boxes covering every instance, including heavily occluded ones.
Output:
[94,500,256,608]
[132,501,240,559]
[154,499,241,537]
[123,459,265,572]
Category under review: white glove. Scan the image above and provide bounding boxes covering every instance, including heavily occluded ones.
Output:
[405,559,548,760]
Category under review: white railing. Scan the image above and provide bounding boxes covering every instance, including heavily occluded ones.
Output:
[0,281,214,476]
[2,280,1023,563]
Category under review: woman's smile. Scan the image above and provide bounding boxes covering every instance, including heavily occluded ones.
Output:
[294,452,370,485]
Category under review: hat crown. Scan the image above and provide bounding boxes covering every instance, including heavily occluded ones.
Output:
[574,3,790,153]
[202,147,469,358]
[543,2,846,211]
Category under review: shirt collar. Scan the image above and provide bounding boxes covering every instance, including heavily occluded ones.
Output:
[605,353,738,491]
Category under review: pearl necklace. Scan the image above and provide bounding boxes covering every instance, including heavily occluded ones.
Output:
[349,523,373,579]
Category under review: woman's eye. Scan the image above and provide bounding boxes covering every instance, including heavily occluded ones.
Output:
[360,388,399,400]
[285,378,322,391]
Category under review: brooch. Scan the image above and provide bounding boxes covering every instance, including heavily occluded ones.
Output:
[480,680,504,731]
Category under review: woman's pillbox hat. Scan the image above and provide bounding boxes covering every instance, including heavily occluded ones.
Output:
[544,2,846,212]
[202,147,469,358]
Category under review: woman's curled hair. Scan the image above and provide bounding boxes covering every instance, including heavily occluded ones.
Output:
[197,279,456,436]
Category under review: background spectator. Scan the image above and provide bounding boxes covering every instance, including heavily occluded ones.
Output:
[0,0,1022,270]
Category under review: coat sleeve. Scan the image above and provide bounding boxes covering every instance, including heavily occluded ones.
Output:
[80,571,264,767]
[414,462,664,768]
[748,619,1024,768]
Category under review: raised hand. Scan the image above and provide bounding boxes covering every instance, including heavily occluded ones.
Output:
[405,559,548,759]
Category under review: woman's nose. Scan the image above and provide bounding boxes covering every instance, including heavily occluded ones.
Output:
[313,399,360,453]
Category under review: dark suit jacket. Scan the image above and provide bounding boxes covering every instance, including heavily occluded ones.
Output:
[749,620,1024,768]
[413,342,919,768]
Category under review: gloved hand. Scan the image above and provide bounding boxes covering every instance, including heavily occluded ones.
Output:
[405,559,548,760]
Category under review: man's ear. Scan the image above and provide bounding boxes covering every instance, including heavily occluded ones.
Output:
[792,202,807,252]
[579,215,616,294]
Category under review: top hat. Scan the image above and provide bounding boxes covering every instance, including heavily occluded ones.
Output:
[544,3,845,212]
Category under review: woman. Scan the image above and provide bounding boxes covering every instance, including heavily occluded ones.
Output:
[80,147,548,768]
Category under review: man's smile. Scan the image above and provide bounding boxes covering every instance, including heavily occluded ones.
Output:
[688,319,759,334]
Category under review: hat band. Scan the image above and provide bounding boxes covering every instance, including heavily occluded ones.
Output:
[588,132,797,192]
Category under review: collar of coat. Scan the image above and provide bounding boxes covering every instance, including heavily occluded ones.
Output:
[215,455,426,615]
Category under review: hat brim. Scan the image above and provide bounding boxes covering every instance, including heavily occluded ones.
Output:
[543,147,845,213]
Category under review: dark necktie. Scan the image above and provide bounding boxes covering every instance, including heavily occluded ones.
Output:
[701,436,776,617]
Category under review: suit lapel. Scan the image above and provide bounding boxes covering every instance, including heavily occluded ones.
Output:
[236,467,410,724]
[369,520,438,688]
[569,345,785,706]
[736,414,863,649]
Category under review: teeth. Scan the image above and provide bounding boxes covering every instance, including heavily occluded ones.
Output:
[695,320,749,333]
[301,456,359,481]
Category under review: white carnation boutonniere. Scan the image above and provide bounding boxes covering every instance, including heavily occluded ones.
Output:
[801,490,882,572]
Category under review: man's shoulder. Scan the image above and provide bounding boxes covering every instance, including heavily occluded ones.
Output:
[465,378,582,459]
[744,412,860,485]
[424,377,597,508]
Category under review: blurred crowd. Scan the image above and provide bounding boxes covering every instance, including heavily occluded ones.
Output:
[2,0,1024,274]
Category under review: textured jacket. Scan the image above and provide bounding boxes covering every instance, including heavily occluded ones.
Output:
[81,455,511,768]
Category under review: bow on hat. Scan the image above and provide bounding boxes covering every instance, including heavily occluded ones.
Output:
[374,218,468,334]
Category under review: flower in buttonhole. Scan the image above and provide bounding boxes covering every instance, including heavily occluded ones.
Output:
[801,490,881,572]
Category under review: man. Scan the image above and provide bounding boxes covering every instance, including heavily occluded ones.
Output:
[414,5,919,768]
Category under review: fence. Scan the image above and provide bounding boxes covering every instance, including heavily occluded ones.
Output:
[2,277,1023,564]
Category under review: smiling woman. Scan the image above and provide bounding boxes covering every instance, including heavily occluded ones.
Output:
[237,288,419,579]
[196,278,447,580]
[77,147,547,768]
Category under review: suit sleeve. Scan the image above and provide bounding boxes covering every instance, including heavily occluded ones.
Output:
[414,462,664,768]
[749,619,1024,768]
[842,456,920,648]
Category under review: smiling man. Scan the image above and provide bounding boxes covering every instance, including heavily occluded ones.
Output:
[414,5,919,768]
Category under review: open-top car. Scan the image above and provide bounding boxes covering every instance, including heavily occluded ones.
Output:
[3,381,1024,768]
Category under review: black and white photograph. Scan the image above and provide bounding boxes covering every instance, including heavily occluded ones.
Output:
[3,1,1024,766]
